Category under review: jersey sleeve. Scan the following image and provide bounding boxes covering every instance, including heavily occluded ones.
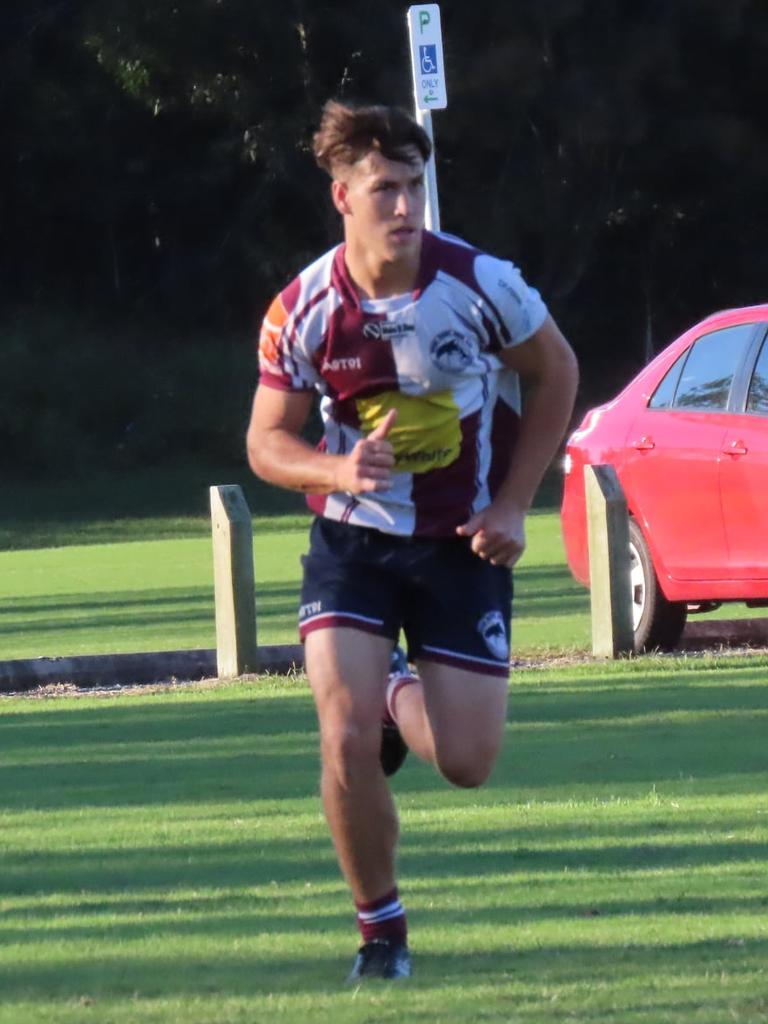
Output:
[475,254,549,349]
[257,292,320,392]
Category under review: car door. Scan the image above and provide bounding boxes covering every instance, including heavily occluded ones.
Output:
[620,323,757,581]
[719,328,768,579]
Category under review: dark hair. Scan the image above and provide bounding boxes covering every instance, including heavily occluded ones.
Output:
[312,100,431,176]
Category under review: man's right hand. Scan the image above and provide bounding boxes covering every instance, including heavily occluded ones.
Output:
[335,408,398,494]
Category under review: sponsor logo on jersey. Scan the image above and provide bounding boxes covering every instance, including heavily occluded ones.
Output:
[362,321,415,341]
[403,448,453,464]
[321,356,362,373]
[356,389,461,474]
[477,610,509,661]
[429,330,476,372]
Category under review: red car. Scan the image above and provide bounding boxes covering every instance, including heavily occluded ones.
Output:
[561,304,768,651]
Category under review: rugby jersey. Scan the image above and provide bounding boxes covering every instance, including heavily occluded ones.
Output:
[258,230,548,538]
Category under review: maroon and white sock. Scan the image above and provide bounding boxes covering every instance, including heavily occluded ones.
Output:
[385,671,419,726]
[355,886,407,944]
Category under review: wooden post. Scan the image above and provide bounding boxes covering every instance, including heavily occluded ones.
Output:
[584,465,634,658]
[210,485,258,677]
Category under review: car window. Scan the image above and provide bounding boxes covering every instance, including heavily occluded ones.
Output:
[673,323,755,411]
[747,334,768,415]
[649,351,687,409]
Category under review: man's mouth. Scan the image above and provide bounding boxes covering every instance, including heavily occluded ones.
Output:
[389,226,418,241]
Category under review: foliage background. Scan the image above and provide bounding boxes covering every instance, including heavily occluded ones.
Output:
[3,0,767,480]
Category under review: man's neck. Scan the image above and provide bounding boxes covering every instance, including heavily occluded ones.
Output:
[344,237,422,300]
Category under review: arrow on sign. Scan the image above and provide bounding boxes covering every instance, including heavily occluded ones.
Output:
[423,93,438,104]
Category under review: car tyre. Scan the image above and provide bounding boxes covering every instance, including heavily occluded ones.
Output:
[628,518,687,652]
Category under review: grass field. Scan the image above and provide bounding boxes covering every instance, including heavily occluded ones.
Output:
[2,656,768,1023]
[0,511,591,661]
[2,466,766,662]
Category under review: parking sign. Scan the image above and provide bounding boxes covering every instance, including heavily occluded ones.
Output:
[407,5,447,111]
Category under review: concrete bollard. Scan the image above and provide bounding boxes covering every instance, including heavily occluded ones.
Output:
[210,485,259,677]
[584,464,634,658]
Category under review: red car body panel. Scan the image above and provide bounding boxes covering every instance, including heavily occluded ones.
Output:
[561,304,768,603]
[720,412,768,579]
[621,406,729,580]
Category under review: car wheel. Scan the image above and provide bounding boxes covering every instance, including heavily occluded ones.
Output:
[628,519,687,652]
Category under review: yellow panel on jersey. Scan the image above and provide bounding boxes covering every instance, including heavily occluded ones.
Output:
[356,390,461,473]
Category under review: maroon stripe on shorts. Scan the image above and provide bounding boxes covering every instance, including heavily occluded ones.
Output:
[299,613,387,640]
[419,645,510,678]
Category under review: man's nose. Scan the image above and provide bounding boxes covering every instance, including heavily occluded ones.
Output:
[394,190,411,217]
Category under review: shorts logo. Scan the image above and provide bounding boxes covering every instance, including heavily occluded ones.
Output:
[429,330,475,372]
[299,600,322,619]
[363,321,415,341]
[477,611,509,661]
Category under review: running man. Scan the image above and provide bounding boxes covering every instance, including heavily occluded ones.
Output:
[246,101,578,980]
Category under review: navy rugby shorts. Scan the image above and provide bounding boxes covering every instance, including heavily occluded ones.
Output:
[298,517,513,678]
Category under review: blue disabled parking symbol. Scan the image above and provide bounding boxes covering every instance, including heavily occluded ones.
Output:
[419,44,438,75]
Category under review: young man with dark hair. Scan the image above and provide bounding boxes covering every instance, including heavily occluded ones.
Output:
[247,100,578,981]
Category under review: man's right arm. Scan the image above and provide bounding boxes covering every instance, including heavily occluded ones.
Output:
[246,385,397,495]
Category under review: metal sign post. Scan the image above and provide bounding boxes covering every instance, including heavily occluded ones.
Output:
[406,4,446,232]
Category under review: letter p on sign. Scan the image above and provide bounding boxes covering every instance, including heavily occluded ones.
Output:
[407,5,447,111]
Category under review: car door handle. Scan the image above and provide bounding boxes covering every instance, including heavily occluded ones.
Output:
[723,440,748,457]
[632,436,655,451]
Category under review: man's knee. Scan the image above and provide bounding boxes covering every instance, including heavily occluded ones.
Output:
[320,719,380,787]
[436,752,496,789]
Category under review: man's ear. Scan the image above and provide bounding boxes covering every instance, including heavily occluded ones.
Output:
[331,179,351,217]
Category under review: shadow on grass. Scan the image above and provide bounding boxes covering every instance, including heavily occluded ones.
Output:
[2,670,768,1006]
[1,591,213,619]
[3,676,768,811]
[3,827,768,901]
[0,935,766,1002]
[0,583,299,634]
[513,563,588,611]
[3,889,767,948]
[510,672,768,718]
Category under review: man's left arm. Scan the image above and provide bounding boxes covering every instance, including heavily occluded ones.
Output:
[456,315,579,566]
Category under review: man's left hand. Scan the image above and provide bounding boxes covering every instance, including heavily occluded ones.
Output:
[456,503,526,567]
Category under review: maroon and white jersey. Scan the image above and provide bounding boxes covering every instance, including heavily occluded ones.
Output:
[258,230,548,538]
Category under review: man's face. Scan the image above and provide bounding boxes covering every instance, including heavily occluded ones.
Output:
[332,146,426,264]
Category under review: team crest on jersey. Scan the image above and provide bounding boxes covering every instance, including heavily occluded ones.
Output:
[477,611,509,661]
[363,321,415,341]
[429,330,475,372]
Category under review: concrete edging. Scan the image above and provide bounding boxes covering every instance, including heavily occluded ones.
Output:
[0,644,305,693]
[2,619,766,694]
[680,617,768,650]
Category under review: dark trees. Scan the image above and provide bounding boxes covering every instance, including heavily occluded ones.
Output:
[2,0,766,472]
